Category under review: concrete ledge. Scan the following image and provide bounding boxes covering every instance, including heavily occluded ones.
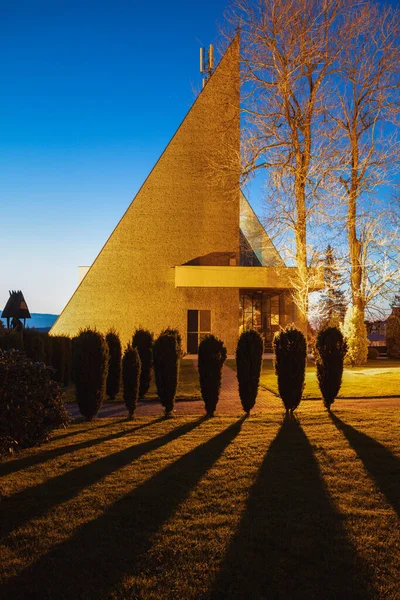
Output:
[175,265,323,291]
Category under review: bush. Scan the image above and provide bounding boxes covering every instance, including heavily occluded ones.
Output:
[122,344,141,418]
[315,327,347,411]
[50,336,67,384]
[132,328,153,398]
[23,329,47,362]
[386,315,400,359]
[105,330,122,400]
[236,329,263,415]
[153,331,180,416]
[0,349,69,454]
[161,328,182,356]
[73,329,109,420]
[63,337,73,387]
[341,305,368,366]
[198,334,227,417]
[273,325,306,412]
[368,347,380,360]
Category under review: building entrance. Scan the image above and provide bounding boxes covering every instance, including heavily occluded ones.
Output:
[239,291,284,347]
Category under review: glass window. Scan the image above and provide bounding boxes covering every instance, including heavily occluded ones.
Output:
[187,310,198,333]
[200,310,211,332]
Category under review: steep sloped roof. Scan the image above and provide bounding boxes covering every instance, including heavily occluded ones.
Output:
[2,290,31,319]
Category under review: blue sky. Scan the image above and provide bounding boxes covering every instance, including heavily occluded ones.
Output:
[0,0,230,314]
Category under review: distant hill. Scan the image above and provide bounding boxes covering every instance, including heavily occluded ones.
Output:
[0,312,58,331]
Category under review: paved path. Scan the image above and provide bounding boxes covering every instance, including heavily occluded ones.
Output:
[67,363,400,420]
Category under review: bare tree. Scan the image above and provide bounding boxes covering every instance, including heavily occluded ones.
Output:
[332,1,400,315]
[224,0,346,319]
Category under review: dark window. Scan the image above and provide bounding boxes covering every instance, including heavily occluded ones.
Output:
[187,310,211,354]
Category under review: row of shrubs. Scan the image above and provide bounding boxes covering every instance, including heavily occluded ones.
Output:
[0,322,347,454]
[0,326,73,386]
[73,323,347,420]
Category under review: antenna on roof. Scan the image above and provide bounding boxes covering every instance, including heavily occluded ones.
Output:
[200,44,215,88]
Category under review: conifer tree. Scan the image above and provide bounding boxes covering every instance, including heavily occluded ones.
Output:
[320,245,346,326]
[341,305,368,366]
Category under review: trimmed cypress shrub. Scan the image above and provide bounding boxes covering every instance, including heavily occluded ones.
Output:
[63,337,73,387]
[23,329,47,362]
[105,330,122,400]
[122,343,141,418]
[236,329,263,415]
[50,336,67,384]
[153,331,180,416]
[198,334,227,417]
[161,328,182,356]
[73,329,109,420]
[273,325,306,412]
[132,328,153,398]
[315,327,347,411]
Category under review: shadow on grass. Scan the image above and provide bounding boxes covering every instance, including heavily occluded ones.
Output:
[210,415,375,600]
[330,413,400,517]
[0,417,204,540]
[3,417,245,600]
[0,418,165,478]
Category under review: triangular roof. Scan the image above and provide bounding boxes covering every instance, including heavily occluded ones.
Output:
[51,36,240,343]
[2,290,31,319]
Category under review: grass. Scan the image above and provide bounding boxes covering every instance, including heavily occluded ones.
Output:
[226,358,400,398]
[1,405,399,599]
[64,358,200,404]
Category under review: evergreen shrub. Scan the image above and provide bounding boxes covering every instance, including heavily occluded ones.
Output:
[132,328,153,398]
[153,331,180,416]
[236,329,263,415]
[122,343,141,418]
[63,337,73,386]
[23,329,47,362]
[161,328,182,356]
[198,334,227,417]
[73,329,109,420]
[386,315,400,359]
[341,305,368,366]
[273,325,306,412]
[0,349,69,454]
[105,330,122,400]
[315,327,347,410]
[50,336,67,384]
[367,347,380,360]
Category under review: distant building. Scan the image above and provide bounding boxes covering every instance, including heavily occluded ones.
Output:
[50,37,322,353]
[366,305,400,347]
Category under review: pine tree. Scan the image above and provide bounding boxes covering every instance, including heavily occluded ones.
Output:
[391,291,400,317]
[320,245,346,326]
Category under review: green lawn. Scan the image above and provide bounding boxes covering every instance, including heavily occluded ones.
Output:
[1,406,399,598]
[226,358,400,398]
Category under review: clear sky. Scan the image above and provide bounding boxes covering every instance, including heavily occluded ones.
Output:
[0,0,230,314]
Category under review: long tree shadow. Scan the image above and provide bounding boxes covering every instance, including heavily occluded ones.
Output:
[210,416,375,600]
[0,417,204,539]
[330,413,400,517]
[3,417,245,599]
[0,418,164,478]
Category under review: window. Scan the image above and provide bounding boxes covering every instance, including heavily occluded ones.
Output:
[187,310,211,354]
[239,292,282,343]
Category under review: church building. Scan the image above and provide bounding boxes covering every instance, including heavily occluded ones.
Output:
[50,37,314,353]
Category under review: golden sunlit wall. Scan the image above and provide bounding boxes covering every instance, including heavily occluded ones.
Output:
[51,38,241,352]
